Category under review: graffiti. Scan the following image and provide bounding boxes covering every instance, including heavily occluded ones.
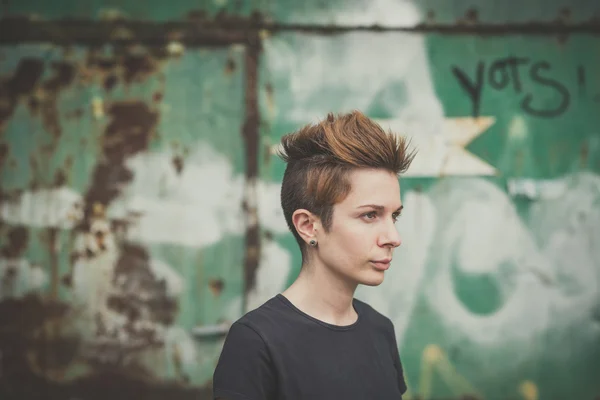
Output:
[397,172,599,347]
[374,116,497,177]
[355,172,600,398]
[400,345,541,400]
[452,58,578,118]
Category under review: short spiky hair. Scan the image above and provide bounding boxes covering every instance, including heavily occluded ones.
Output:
[277,110,415,260]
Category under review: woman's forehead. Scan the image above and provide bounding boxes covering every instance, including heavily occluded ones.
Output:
[338,169,401,209]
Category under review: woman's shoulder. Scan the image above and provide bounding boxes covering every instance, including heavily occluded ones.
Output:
[353,298,395,331]
[228,294,292,339]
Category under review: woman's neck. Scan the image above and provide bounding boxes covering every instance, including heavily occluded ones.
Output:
[281,260,358,326]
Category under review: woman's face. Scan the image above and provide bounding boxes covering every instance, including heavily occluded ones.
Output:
[316,168,403,287]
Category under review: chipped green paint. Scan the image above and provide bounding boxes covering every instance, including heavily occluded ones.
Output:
[0,42,248,397]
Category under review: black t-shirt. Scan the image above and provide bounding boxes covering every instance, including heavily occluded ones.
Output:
[213,294,407,400]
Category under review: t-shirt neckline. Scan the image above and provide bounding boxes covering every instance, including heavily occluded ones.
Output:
[275,293,361,331]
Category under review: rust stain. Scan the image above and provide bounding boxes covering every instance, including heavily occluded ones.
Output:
[0,142,7,167]
[83,100,158,220]
[224,56,236,76]
[0,294,210,399]
[65,108,84,119]
[558,7,572,22]
[209,278,224,297]
[47,227,59,300]
[0,58,44,130]
[122,53,157,85]
[186,9,209,22]
[110,243,179,326]
[1,226,29,258]
[465,8,479,23]
[172,155,184,175]
[103,101,158,161]
[53,169,68,187]
[0,57,80,139]
[426,10,436,24]
[64,155,74,169]
[152,91,164,103]
[40,61,77,138]
[241,34,262,305]
[2,15,600,49]
[43,61,76,93]
[580,141,589,167]
[514,150,524,175]
[29,153,40,190]
[263,230,274,241]
[103,74,119,91]
[83,47,178,95]
[265,81,274,117]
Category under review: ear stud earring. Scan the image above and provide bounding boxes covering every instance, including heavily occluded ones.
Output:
[309,239,317,247]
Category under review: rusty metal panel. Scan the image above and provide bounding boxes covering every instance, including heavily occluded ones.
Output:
[1,0,256,21]
[260,18,600,400]
[3,0,599,26]
[0,0,599,400]
[0,41,253,398]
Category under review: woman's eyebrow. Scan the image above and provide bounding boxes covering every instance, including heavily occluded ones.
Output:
[356,204,403,212]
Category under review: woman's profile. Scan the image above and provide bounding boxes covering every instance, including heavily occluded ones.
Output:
[213,110,416,399]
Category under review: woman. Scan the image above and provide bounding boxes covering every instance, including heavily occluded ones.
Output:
[213,110,415,399]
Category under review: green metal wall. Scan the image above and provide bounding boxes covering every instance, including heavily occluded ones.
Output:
[1,1,599,399]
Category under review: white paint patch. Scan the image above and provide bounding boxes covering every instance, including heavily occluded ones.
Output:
[164,325,198,367]
[356,190,437,344]
[149,259,185,297]
[528,172,600,322]
[246,240,292,312]
[0,258,47,299]
[376,117,497,177]
[263,13,444,139]
[71,242,119,317]
[257,180,289,234]
[0,187,84,229]
[107,142,288,248]
[418,174,599,347]
[424,179,552,345]
[288,0,422,27]
[507,178,568,200]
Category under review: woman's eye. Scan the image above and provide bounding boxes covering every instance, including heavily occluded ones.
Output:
[365,212,377,219]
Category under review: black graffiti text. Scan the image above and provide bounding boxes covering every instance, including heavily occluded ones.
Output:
[451,57,571,118]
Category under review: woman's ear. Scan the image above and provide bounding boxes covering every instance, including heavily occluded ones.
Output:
[292,209,320,244]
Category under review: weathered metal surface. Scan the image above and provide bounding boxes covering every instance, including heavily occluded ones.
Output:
[0,39,251,399]
[1,1,599,400]
[0,16,255,46]
[260,12,600,400]
[1,0,598,25]
[240,32,262,310]
[2,16,600,47]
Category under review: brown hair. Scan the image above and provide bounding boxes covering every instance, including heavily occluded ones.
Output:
[276,110,415,260]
